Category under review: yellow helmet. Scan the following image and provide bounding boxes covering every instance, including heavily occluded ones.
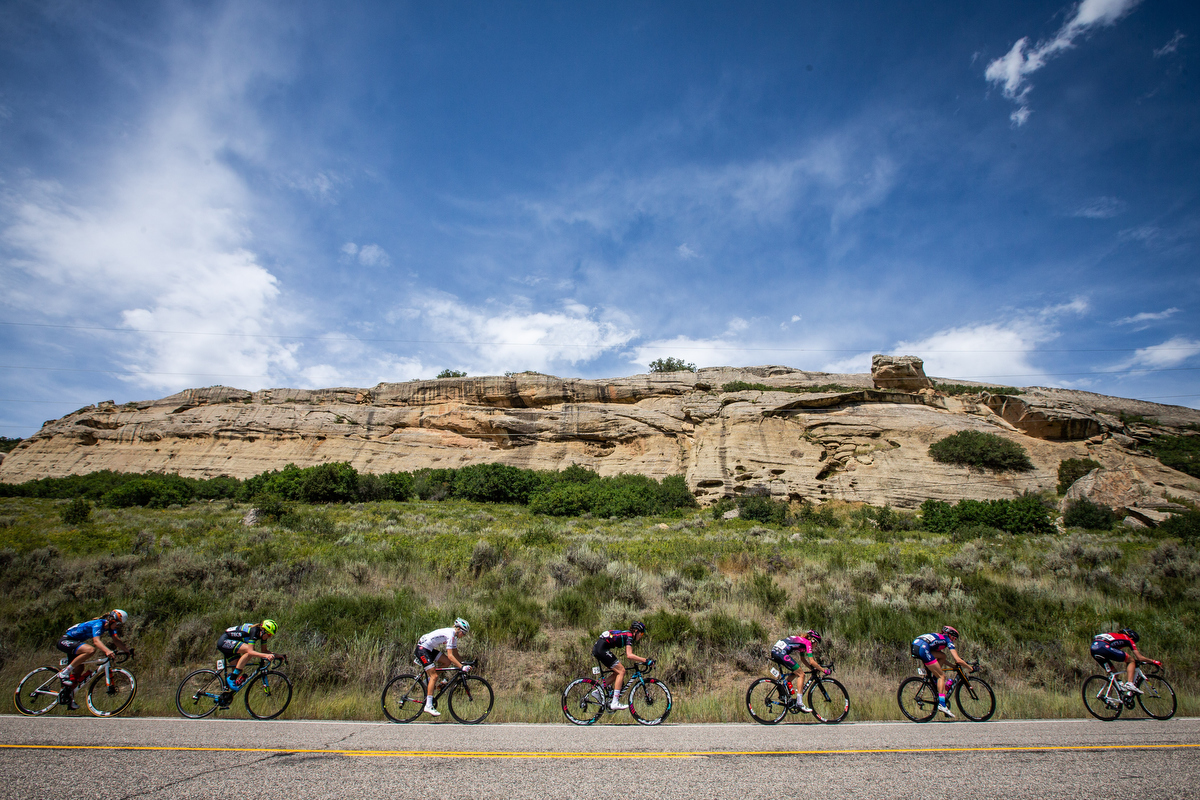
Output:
[261,619,278,636]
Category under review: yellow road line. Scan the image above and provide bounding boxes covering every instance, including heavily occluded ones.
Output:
[2,743,1199,759]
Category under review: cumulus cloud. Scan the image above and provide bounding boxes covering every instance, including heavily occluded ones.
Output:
[1073,196,1126,219]
[984,0,1142,125]
[1113,335,1200,371]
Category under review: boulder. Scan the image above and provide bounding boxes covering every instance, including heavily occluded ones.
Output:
[871,355,933,392]
[983,393,1109,441]
[1061,468,1153,513]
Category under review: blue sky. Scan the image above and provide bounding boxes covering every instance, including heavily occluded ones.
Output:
[1,0,1198,438]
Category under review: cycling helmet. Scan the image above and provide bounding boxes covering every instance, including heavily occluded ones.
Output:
[942,625,960,640]
[261,619,278,636]
[107,609,129,626]
[1121,627,1139,644]
[454,617,471,632]
[630,621,646,634]
[806,629,822,643]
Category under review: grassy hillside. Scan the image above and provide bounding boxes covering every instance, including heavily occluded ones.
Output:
[1,496,1196,722]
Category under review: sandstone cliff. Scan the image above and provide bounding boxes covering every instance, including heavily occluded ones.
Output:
[3,365,1198,509]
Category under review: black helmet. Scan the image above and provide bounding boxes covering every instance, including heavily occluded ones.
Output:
[1121,628,1139,643]
[630,621,646,634]
[806,629,822,643]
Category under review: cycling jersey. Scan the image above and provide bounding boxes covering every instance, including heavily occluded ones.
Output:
[911,633,955,664]
[771,635,816,658]
[595,630,636,651]
[64,619,108,641]
[222,623,266,645]
[418,627,459,652]
[1093,632,1137,652]
[1091,632,1137,666]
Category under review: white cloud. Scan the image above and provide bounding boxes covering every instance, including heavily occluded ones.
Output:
[984,0,1142,125]
[1073,196,1126,219]
[791,315,802,323]
[1115,308,1179,326]
[677,243,699,260]
[1154,31,1185,58]
[1114,336,1200,371]
[357,244,390,267]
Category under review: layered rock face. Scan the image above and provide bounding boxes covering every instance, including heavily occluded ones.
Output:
[3,363,1198,510]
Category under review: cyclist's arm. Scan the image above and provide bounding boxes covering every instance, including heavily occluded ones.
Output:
[110,632,132,653]
[1132,649,1158,665]
[804,654,821,670]
[951,650,973,669]
[444,647,464,669]
[243,644,274,661]
[90,635,115,658]
[624,645,648,664]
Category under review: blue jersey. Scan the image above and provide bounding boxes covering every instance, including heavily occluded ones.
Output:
[222,623,266,646]
[64,619,107,641]
[913,633,955,653]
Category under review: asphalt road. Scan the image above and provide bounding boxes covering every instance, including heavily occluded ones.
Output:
[2,715,1198,799]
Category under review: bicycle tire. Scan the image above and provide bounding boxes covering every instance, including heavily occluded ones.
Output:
[447,675,494,724]
[87,668,136,717]
[954,677,995,722]
[1136,676,1177,720]
[897,677,938,722]
[808,677,850,724]
[745,677,789,724]
[1081,675,1123,721]
[629,677,672,726]
[14,667,62,716]
[561,678,606,725]
[244,670,292,720]
[175,669,224,719]
[382,674,427,723]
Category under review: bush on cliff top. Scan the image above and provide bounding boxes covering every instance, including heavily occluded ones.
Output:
[928,430,1034,472]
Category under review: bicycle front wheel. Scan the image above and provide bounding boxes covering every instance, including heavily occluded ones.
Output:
[382,674,427,723]
[447,675,494,724]
[561,678,605,726]
[745,678,789,724]
[87,669,136,717]
[1081,675,1123,721]
[897,677,938,722]
[175,669,224,719]
[629,678,672,725]
[955,677,995,722]
[14,667,62,716]
[244,670,292,720]
[1137,676,1177,720]
[808,678,850,724]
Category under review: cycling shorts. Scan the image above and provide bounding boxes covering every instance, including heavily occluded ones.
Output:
[56,638,85,660]
[592,641,619,669]
[217,636,246,657]
[911,640,938,665]
[414,646,441,671]
[1090,641,1128,666]
[769,649,800,672]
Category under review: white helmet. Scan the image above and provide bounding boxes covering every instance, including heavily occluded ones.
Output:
[108,609,129,625]
[454,617,470,632]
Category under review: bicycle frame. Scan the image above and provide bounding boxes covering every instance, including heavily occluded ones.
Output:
[591,663,650,708]
[1090,665,1148,710]
[422,661,473,705]
[212,656,283,700]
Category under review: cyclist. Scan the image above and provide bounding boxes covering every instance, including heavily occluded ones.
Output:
[769,629,830,713]
[593,621,652,711]
[414,618,471,717]
[1091,628,1161,695]
[911,625,974,718]
[55,609,133,710]
[217,619,278,690]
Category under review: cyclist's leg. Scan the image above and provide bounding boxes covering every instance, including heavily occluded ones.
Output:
[927,656,948,699]
[55,639,86,681]
[770,650,800,696]
[592,643,622,705]
[1091,642,1130,688]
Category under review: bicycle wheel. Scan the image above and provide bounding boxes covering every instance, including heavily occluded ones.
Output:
[629,678,672,726]
[1081,675,1123,721]
[175,669,224,719]
[955,677,995,722]
[87,669,136,717]
[561,678,606,725]
[14,667,63,716]
[1136,676,1177,720]
[448,675,494,724]
[897,677,938,722]
[382,674,427,723]
[808,678,850,724]
[244,670,292,720]
[745,677,789,724]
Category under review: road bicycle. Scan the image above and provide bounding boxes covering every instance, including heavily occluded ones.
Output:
[175,654,292,720]
[382,659,494,724]
[745,661,850,724]
[14,652,136,717]
[561,660,672,726]
[897,659,995,722]
[1082,661,1176,721]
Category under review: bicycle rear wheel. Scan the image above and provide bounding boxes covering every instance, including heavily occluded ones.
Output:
[244,670,292,720]
[1136,676,1176,720]
[87,669,136,717]
[629,678,672,725]
[897,677,938,722]
[561,678,605,725]
[955,677,995,722]
[382,674,427,723]
[1081,675,1123,721]
[448,675,494,724]
[14,667,62,716]
[745,677,789,724]
[175,669,223,719]
[808,678,850,724]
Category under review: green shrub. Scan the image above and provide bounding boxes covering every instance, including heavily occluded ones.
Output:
[745,573,787,610]
[933,382,1024,396]
[0,436,22,453]
[1058,458,1102,494]
[658,475,699,513]
[100,477,193,508]
[280,508,336,536]
[721,381,857,394]
[1063,499,1118,530]
[454,463,544,505]
[529,483,593,517]
[643,610,694,645]
[649,357,696,373]
[1142,435,1200,479]
[737,494,788,525]
[919,495,1052,535]
[928,430,1034,472]
[436,369,467,378]
[1158,510,1200,543]
[60,498,92,525]
[484,588,542,648]
[251,493,288,523]
[299,462,359,503]
[519,523,557,547]
[698,613,765,650]
[412,468,457,501]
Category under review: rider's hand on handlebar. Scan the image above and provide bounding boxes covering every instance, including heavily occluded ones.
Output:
[463,664,472,673]
[646,658,656,667]
[823,668,832,676]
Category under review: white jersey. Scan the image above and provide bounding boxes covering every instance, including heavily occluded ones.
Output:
[418,627,458,652]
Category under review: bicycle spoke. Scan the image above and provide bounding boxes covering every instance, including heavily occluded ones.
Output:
[561,678,605,725]
[745,678,789,724]
[1081,675,1123,721]
[175,670,223,719]
[897,676,938,722]
[954,677,995,722]
[808,678,850,724]
[382,675,426,723]
[14,668,63,716]
[629,678,671,725]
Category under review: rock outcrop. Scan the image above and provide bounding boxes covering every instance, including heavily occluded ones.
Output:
[3,364,1198,510]
[871,355,934,391]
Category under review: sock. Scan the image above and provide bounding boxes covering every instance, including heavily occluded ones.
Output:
[938,694,946,705]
